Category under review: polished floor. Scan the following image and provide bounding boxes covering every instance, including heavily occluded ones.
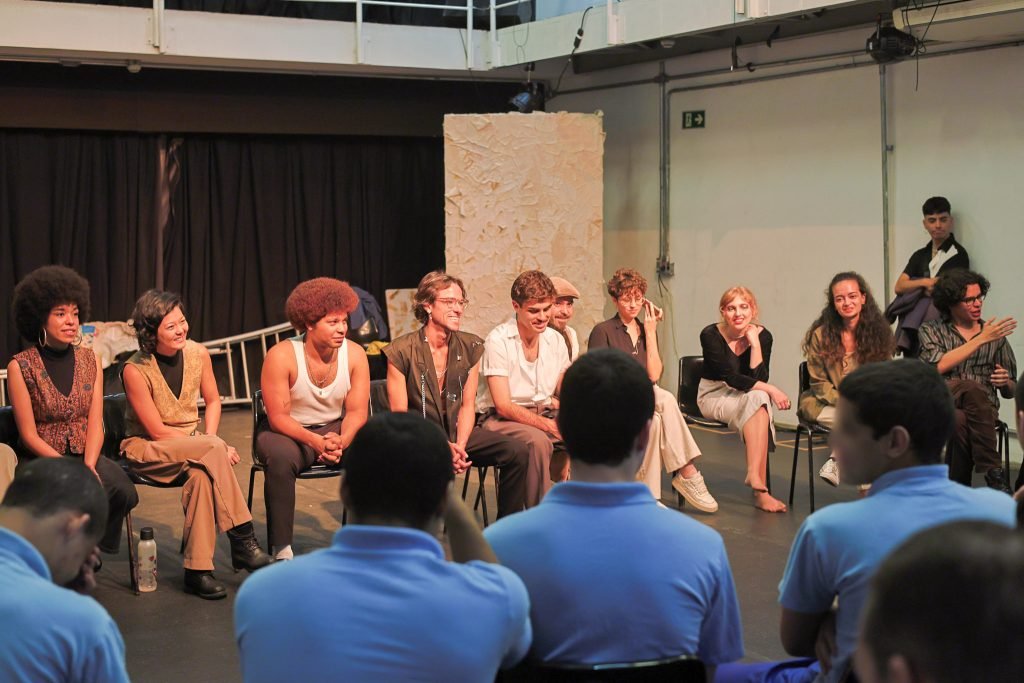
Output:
[89,408,1007,682]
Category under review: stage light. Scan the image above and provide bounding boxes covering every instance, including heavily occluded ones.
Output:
[509,82,545,113]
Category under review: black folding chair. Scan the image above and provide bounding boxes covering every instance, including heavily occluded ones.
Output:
[789,362,831,512]
[677,355,772,494]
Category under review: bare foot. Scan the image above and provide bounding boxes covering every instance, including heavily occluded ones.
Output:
[753,489,787,513]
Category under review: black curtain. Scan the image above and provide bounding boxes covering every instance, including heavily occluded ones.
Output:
[0,130,159,364]
[163,134,445,342]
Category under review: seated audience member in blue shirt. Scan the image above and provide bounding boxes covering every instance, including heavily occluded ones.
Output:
[855,520,1024,683]
[714,359,1016,683]
[234,412,532,683]
[0,458,130,683]
[485,348,744,679]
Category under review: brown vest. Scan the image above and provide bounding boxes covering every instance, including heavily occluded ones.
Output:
[13,346,96,455]
[124,340,204,438]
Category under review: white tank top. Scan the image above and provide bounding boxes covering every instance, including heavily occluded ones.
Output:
[289,336,351,426]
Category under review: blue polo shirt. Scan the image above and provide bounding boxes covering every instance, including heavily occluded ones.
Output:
[484,481,744,665]
[234,525,532,683]
[779,465,1015,683]
[0,527,129,683]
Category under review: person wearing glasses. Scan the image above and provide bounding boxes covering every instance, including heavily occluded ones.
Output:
[918,269,1016,492]
[259,278,371,561]
[122,290,272,598]
[588,268,718,512]
[799,272,895,487]
[384,271,529,517]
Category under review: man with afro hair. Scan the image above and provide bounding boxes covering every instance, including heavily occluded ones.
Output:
[258,277,370,560]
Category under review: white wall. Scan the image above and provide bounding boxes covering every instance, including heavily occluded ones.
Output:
[561,66,883,426]
[888,47,1024,428]
[556,39,1024,447]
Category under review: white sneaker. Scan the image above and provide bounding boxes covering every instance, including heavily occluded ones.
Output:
[819,458,840,487]
[273,545,294,561]
[672,472,719,513]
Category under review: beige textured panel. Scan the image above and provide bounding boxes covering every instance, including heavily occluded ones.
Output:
[385,289,419,340]
[443,112,605,340]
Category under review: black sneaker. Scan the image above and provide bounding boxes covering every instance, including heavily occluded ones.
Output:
[984,468,1011,494]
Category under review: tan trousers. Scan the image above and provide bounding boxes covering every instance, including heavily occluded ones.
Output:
[481,412,566,507]
[637,385,703,499]
[0,444,16,501]
[122,434,252,571]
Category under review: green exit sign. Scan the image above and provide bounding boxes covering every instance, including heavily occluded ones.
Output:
[682,111,705,129]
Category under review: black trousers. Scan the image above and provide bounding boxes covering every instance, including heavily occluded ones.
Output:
[18,452,139,554]
[463,427,529,519]
[255,421,342,550]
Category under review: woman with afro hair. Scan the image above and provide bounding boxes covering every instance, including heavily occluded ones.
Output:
[7,265,138,557]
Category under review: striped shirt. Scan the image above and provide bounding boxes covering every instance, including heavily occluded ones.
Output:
[918,319,1017,407]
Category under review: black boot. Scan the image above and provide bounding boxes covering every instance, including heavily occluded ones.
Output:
[184,570,227,600]
[984,468,1012,494]
[228,522,273,573]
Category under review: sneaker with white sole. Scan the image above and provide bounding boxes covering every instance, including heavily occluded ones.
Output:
[672,472,719,513]
[819,458,840,487]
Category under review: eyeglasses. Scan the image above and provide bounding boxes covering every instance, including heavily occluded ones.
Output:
[618,295,645,305]
[961,295,985,306]
[436,298,469,308]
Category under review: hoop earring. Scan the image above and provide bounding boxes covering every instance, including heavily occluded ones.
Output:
[38,329,48,348]
[73,330,84,347]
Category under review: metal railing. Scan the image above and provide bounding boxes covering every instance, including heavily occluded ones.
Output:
[0,323,293,408]
[201,322,294,406]
[147,0,576,70]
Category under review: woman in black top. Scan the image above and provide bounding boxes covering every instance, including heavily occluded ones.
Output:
[698,286,790,513]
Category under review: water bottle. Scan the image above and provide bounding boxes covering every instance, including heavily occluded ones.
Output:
[137,527,157,593]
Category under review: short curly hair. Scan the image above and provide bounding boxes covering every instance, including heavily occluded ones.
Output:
[414,271,467,325]
[12,265,91,342]
[932,269,989,317]
[510,270,556,305]
[607,268,647,300]
[286,278,359,331]
[131,290,185,354]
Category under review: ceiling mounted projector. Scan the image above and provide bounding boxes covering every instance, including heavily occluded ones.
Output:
[866,18,918,64]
